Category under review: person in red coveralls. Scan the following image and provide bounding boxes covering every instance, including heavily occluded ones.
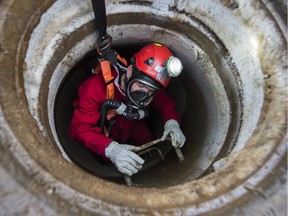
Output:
[69,43,186,176]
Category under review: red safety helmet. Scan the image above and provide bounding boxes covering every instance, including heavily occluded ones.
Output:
[125,43,183,108]
[132,43,183,88]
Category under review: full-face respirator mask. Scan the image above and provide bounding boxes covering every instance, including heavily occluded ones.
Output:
[99,66,159,129]
[124,65,161,110]
[99,43,183,129]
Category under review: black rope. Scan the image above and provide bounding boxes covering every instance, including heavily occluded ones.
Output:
[91,0,107,42]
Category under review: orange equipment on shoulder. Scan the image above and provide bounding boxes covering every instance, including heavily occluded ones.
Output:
[93,40,127,100]
[93,52,127,137]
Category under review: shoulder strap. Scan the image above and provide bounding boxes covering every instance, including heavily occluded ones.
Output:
[99,60,115,99]
[96,54,128,100]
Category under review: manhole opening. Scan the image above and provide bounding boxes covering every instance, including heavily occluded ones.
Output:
[53,43,221,188]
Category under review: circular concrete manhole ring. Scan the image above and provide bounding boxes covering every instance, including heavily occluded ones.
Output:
[0,0,286,215]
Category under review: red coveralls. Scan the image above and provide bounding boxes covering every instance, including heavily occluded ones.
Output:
[68,69,180,158]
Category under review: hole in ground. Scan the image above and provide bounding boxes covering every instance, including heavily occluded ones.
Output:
[54,43,223,188]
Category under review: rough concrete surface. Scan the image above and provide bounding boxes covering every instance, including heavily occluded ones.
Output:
[0,165,58,216]
[0,0,287,215]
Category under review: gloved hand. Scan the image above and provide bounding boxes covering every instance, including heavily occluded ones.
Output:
[161,119,186,148]
[105,141,144,176]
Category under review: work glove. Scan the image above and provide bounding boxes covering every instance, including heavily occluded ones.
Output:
[161,119,186,148]
[105,141,144,176]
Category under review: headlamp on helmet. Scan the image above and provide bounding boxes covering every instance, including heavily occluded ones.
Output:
[125,43,183,109]
[133,43,183,88]
[165,56,183,77]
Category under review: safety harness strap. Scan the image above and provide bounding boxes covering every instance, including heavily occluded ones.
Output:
[117,54,128,66]
[91,0,107,42]
[96,54,128,100]
[95,53,128,136]
[91,0,120,137]
[99,60,115,99]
